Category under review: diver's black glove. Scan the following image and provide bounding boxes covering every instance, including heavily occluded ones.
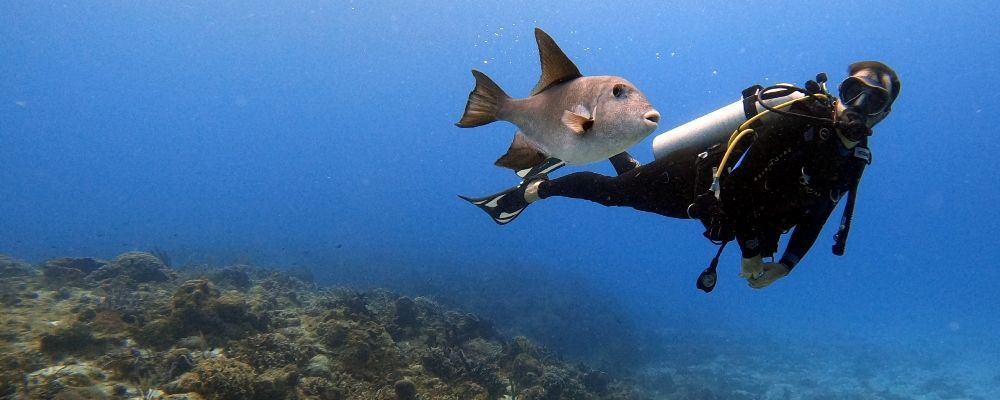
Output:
[690,192,735,243]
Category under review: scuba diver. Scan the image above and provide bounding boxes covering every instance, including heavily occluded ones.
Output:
[461,61,900,291]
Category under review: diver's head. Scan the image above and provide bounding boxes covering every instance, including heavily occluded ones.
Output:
[836,61,900,141]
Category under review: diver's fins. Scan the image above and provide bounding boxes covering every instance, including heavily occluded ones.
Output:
[459,186,528,225]
[516,157,565,179]
[460,175,546,225]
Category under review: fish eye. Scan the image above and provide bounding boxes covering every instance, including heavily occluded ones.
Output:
[612,83,627,98]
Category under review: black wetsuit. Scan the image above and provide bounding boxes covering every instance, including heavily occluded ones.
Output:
[536,98,869,270]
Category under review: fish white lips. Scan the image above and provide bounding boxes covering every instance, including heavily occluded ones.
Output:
[643,110,661,126]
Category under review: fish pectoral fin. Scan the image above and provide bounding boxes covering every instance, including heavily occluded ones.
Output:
[495,133,547,171]
[561,110,594,135]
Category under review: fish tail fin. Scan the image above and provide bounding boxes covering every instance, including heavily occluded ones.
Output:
[456,70,510,128]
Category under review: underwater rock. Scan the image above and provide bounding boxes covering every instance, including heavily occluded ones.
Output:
[161,279,262,346]
[41,266,86,287]
[133,279,260,349]
[393,296,419,327]
[0,254,36,278]
[332,321,401,379]
[297,377,344,400]
[214,292,250,323]
[25,364,111,399]
[462,337,504,365]
[0,277,32,306]
[512,353,544,387]
[210,265,252,289]
[98,347,158,385]
[177,334,210,351]
[95,274,155,323]
[172,357,257,400]
[227,332,311,372]
[86,309,129,335]
[393,378,417,400]
[165,349,199,380]
[39,323,119,359]
[42,257,107,288]
[162,394,207,400]
[0,350,46,397]
[258,271,313,307]
[320,288,372,320]
[252,366,300,400]
[134,318,177,349]
[448,311,497,344]
[582,370,612,394]
[90,251,174,283]
[303,354,332,377]
[171,279,221,321]
[45,257,106,275]
[317,319,350,348]
[285,265,315,284]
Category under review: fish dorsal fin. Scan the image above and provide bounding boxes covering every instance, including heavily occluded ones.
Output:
[562,110,594,135]
[530,28,583,96]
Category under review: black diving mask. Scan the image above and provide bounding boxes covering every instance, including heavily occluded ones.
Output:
[838,76,891,116]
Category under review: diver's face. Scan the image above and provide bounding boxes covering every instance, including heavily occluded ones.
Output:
[840,68,894,127]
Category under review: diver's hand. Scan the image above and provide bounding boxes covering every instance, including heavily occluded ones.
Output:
[747,262,790,289]
[740,256,764,279]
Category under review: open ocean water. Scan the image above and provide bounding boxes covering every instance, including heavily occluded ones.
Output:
[2,1,999,398]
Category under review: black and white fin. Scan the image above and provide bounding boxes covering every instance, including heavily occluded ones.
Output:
[459,187,528,225]
[517,157,565,179]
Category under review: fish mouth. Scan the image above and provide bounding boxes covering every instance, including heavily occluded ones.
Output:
[643,110,661,126]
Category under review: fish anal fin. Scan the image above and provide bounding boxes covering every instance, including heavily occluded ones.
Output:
[495,133,547,171]
[530,28,584,96]
[562,110,594,135]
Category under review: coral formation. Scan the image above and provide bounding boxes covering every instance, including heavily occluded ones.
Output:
[0,252,641,399]
[90,251,175,283]
[0,254,36,278]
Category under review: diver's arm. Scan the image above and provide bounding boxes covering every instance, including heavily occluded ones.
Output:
[609,151,641,175]
[780,197,838,270]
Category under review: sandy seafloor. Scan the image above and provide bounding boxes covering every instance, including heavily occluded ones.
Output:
[639,329,1000,399]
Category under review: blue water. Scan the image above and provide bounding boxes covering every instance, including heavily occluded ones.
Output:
[3,0,1000,393]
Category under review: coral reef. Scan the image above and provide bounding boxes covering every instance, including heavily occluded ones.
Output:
[315,261,659,373]
[0,252,642,399]
[90,251,175,283]
[0,254,36,278]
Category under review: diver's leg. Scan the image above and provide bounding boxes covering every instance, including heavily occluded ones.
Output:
[609,151,641,175]
[536,160,688,217]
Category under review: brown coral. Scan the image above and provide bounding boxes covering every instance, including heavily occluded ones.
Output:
[0,257,643,400]
[226,333,311,372]
[90,251,174,283]
[176,357,256,400]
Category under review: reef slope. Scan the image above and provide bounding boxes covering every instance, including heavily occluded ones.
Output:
[0,253,641,400]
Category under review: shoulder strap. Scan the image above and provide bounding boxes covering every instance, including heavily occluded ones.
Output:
[741,85,763,120]
[833,143,871,255]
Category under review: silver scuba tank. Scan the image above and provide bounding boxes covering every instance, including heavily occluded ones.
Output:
[651,84,804,161]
